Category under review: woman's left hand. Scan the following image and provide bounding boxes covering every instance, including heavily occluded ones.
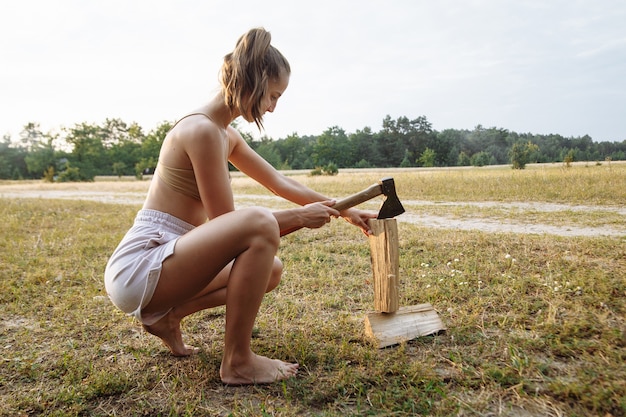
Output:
[339,208,378,236]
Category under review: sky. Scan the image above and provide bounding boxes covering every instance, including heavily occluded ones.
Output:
[1,0,625,143]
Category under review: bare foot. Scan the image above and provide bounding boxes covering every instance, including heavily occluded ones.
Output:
[142,312,199,357]
[220,352,299,385]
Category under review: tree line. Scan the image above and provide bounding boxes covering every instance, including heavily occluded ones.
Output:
[2,115,625,181]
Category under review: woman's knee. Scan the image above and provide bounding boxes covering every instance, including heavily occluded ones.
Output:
[266,257,283,292]
[244,207,280,246]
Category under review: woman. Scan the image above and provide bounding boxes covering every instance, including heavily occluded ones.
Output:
[104,27,375,385]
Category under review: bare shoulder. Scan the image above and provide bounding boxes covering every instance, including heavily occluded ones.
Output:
[180,115,224,145]
[182,116,226,150]
[161,115,226,167]
[226,124,246,144]
[225,124,250,155]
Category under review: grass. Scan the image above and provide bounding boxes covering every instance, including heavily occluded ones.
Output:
[1,163,625,416]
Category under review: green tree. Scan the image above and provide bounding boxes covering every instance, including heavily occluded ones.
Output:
[255,140,283,168]
[348,127,379,167]
[470,151,491,167]
[467,125,510,164]
[563,149,576,167]
[19,122,41,150]
[134,121,172,177]
[104,119,144,176]
[112,161,127,177]
[354,159,372,168]
[418,147,437,167]
[24,137,56,178]
[379,115,434,166]
[0,135,16,179]
[21,123,58,178]
[0,134,30,179]
[429,130,458,166]
[141,121,171,162]
[274,133,312,169]
[108,140,141,176]
[312,126,351,167]
[510,141,539,169]
[457,151,471,166]
[102,118,132,147]
[135,157,157,179]
[400,149,414,167]
[64,122,108,180]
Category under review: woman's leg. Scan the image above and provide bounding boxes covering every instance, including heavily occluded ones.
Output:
[164,256,283,321]
[142,256,282,356]
[142,207,297,383]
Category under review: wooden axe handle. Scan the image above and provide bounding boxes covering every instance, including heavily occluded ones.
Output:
[279,183,383,236]
[332,183,382,211]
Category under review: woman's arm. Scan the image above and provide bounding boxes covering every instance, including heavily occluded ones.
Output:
[228,127,376,234]
[187,122,236,220]
[227,127,328,204]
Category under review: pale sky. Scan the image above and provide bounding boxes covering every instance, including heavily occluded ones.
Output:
[1,0,625,143]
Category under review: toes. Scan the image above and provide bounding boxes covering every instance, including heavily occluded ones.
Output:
[171,345,200,357]
[277,362,299,379]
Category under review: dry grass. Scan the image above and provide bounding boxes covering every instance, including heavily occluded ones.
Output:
[1,163,625,416]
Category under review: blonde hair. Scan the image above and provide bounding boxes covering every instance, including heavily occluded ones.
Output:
[220,28,291,130]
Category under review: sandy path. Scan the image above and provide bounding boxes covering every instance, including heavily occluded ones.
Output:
[1,187,624,238]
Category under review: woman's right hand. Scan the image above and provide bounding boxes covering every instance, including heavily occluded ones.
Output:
[299,200,340,229]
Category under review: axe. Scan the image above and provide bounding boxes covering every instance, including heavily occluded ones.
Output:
[280,177,405,236]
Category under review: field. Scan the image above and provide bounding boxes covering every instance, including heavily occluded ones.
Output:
[1,163,625,416]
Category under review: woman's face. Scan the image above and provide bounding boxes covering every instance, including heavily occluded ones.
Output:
[260,72,289,115]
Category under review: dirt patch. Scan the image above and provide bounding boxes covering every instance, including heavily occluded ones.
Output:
[400,212,624,237]
[399,200,626,237]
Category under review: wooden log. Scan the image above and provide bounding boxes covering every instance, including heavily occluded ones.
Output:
[364,304,446,348]
[368,218,399,313]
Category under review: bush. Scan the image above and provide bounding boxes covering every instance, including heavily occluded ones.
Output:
[43,166,55,183]
[57,166,82,182]
[323,162,338,175]
[310,166,323,176]
[310,162,338,176]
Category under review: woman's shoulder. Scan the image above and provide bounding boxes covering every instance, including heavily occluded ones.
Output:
[169,114,225,149]
[176,113,222,136]
[226,124,245,141]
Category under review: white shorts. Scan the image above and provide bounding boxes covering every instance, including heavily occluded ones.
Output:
[104,209,195,325]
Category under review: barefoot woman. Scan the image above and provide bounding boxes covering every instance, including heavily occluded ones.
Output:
[104,27,375,385]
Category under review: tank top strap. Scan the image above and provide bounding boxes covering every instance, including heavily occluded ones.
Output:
[169,113,212,131]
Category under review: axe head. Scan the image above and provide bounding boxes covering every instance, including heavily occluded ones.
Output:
[377,177,405,219]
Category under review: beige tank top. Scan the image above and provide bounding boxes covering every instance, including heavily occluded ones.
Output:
[155,113,230,201]
[156,163,201,200]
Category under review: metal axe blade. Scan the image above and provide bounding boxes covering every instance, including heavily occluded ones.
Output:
[377,177,405,219]
[332,177,405,218]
